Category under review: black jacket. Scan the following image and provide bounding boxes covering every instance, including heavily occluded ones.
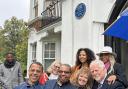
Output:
[109,63,128,88]
[92,79,126,89]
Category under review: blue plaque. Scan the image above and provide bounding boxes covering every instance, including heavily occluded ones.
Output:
[75,3,86,19]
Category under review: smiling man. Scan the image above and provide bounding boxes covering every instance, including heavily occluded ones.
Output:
[44,64,78,89]
[14,62,44,89]
[90,59,126,89]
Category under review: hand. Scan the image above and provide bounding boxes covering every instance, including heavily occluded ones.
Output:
[107,75,117,84]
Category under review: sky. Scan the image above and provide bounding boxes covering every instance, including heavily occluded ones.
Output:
[0,0,29,27]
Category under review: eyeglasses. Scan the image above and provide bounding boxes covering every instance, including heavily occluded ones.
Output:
[59,70,71,74]
[54,65,60,69]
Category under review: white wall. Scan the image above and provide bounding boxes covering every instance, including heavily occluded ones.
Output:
[28,0,116,68]
[29,0,44,21]
[61,0,116,65]
[92,0,116,23]
[73,0,92,53]
[27,25,61,69]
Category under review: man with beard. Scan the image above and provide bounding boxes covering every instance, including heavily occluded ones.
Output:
[14,62,44,89]
[0,52,23,89]
[90,59,125,89]
[44,64,78,89]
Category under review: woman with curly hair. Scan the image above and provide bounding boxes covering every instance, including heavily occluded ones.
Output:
[70,48,95,84]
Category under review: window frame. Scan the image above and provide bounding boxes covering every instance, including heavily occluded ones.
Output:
[42,41,56,70]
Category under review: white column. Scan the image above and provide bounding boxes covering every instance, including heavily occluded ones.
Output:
[36,40,42,63]
[61,0,74,65]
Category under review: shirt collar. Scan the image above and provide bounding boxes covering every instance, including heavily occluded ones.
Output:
[26,80,39,87]
[100,73,107,84]
[57,80,70,87]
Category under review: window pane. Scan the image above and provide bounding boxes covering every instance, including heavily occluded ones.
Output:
[50,51,55,58]
[44,51,49,58]
[44,59,55,71]
[45,43,49,50]
[44,53,49,58]
[35,6,38,17]
[51,43,55,50]
[32,43,37,60]
[50,53,55,58]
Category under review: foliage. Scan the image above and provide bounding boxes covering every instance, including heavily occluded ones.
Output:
[15,29,29,70]
[0,16,29,71]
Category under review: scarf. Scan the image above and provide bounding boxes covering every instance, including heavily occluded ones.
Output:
[4,59,16,68]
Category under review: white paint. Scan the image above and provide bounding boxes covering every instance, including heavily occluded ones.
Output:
[27,0,116,69]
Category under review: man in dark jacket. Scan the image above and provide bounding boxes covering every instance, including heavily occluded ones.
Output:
[90,59,126,89]
[44,64,77,89]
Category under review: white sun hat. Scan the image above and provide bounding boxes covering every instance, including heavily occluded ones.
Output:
[96,46,116,57]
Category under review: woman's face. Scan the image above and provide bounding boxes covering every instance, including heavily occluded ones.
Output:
[100,53,110,64]
[78,73,88,86]
[79,50,87,63]
[52,63,61,75]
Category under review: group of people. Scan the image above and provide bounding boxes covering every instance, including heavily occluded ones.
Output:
[0,46,128,89]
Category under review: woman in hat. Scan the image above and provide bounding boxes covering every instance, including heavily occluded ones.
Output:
[97,46,128,88]
[70,48,95,84]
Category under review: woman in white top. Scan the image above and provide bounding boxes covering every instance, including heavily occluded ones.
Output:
[47,60,61,80]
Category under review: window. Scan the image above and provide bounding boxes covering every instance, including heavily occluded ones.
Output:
[34,0,38,17]
[32,43,37,62]
[43,42,56,70]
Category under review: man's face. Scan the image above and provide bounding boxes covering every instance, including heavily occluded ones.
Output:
[58,65,71,84]
[90,64,105,82]
[28,64,43,84]
[6,54,14,62]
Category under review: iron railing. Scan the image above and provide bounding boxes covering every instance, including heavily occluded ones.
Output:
[41,0,62,28]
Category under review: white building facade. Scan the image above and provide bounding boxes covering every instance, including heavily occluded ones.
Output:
[27,0,116,70]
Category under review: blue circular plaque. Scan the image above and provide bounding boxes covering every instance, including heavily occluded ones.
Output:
[75,3,86,19]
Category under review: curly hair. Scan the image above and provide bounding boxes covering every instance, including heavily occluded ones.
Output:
[75,48,96,67]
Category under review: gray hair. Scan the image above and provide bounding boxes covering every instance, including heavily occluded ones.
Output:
[29,62,43,71]
[61,64,71,72]
[90,59,105,69]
